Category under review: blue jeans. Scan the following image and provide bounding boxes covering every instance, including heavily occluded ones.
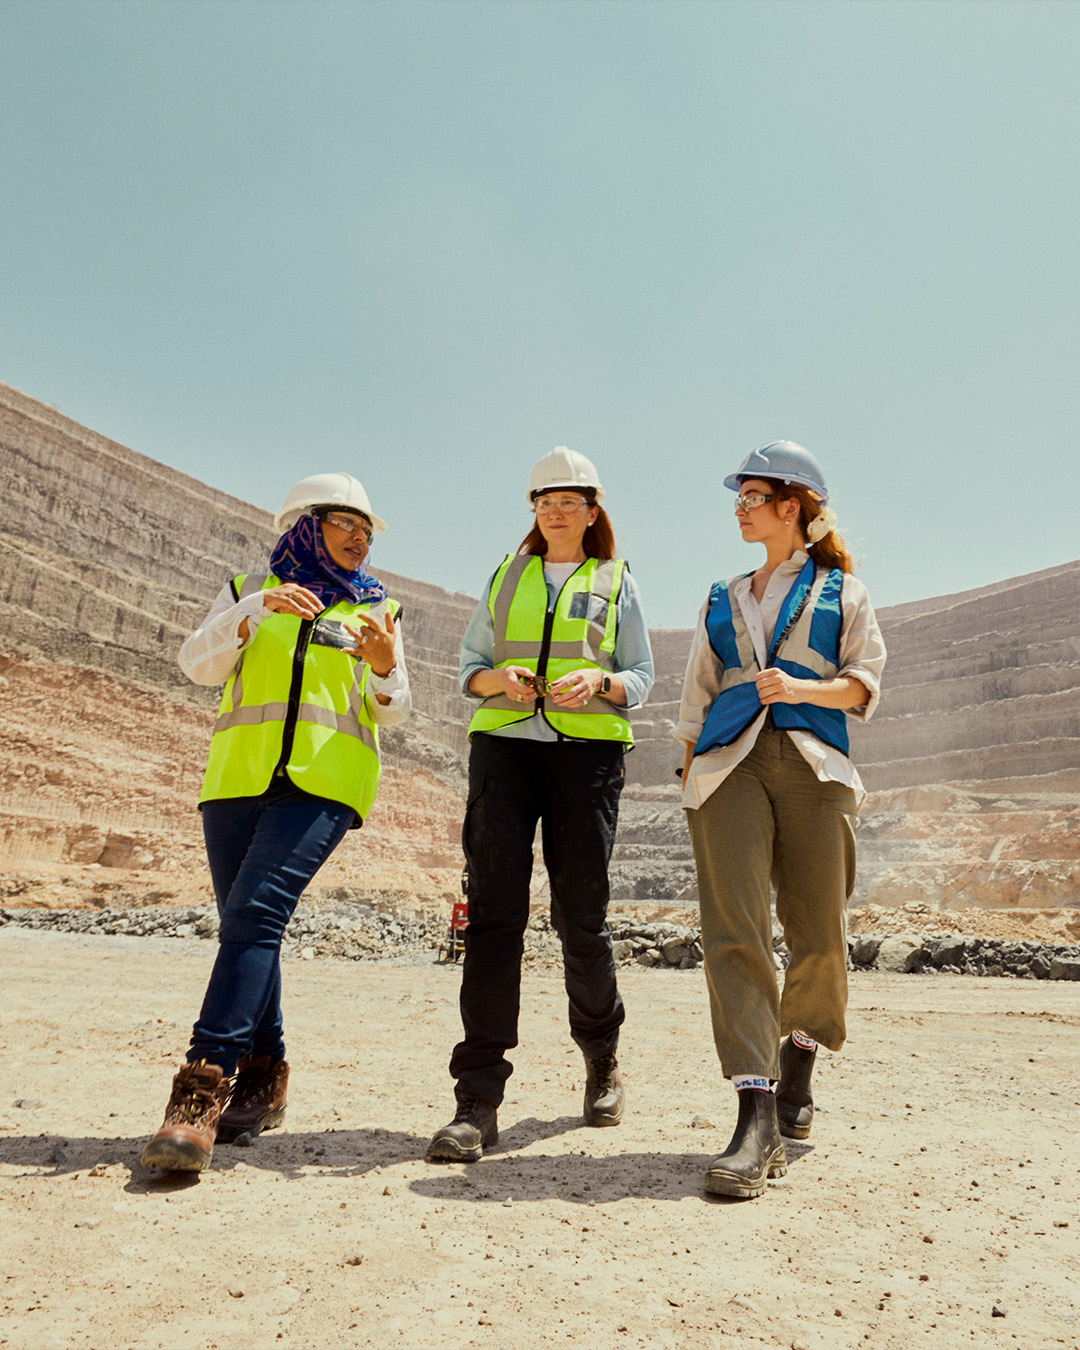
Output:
[187,779,353,1075]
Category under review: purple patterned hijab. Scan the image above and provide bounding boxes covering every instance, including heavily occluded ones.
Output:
[268,514,387,608]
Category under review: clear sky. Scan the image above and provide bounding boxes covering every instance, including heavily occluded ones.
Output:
[2,0,1078,627]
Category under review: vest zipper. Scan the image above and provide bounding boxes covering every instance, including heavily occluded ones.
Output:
[762,567,817,732]
[274,615,315,775]
[538,564,587,741]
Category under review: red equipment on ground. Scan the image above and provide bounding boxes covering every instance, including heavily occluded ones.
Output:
[438,899,469,963]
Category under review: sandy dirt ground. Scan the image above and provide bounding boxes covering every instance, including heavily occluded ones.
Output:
[1,928,1078,1350]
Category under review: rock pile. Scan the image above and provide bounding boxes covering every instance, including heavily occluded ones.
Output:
[4,904,1078,979]
[609,920,702,969]
[850,931,1080,980]
[0,904,446,963]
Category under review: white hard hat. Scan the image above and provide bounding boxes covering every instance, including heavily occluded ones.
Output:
[526,447,605,505]
[274,472,387,534]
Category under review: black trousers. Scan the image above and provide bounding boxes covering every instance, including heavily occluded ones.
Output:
[450,732,627,1106]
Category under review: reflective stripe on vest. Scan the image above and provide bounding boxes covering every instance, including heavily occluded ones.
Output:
[199,573,398,818]
[694,559,849,755]
[468,554,633,744]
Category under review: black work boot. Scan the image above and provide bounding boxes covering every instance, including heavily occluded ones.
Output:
[583,1054,624,1127]
[426,1097,499,1163]
[704,1090,788,1199]
[217,1055,289,1144]
[775,1035,817,1140]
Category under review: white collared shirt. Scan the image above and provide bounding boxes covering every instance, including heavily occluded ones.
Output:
[676,551,886,810]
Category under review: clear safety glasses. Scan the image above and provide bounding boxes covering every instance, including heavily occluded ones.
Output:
[534,495,590,515]
[734,491,775,513]
[319,512,373,542]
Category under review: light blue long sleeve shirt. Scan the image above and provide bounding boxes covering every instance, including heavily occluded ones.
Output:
[459,559,655,743]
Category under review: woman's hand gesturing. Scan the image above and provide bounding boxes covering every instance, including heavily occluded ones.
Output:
[345,611,397,678]
[263,584,325,619]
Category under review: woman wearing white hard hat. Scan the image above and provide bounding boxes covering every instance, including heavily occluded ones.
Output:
[427,448,655,1162]
[676,441,886,1198]
[141,472,410,1172]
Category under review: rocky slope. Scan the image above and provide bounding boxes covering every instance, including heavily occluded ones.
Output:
[2,381,1078,921]
[848,561,1080,788]
[0,652,466,912]
[0,381,476,777]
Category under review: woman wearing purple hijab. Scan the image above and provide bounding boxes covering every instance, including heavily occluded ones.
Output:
[142,473,410,1172]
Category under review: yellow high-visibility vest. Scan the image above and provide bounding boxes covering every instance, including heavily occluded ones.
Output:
[468,554,633,745]
[200,574,399,819]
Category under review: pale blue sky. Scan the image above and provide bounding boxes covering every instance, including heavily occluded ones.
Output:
[2,0,1078,626]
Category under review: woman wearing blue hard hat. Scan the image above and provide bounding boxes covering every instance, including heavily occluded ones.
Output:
[676,441,886,1199]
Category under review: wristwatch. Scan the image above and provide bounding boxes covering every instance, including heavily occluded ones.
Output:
[600,675,612,695]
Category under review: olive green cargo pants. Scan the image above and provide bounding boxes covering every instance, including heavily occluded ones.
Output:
[687,724,857,1080]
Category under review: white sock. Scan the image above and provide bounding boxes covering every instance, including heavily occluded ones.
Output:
[791,1029,817,1051]
[732,1074,771,1093]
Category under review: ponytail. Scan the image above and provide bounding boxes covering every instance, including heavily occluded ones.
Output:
[774,483,855,574]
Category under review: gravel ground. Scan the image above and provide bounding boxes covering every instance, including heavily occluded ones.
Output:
[2,904,1078,981]
[1,926,1078,1350]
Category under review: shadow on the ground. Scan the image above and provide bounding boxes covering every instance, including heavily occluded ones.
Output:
[409,1133,815,1205]
[0,1126,426,1189]
[0,1126,814,1202]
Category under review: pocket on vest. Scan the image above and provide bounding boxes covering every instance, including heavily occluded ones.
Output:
[568,591,609,624]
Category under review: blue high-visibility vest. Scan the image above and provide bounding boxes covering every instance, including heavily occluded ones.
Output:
[694,558,850,756]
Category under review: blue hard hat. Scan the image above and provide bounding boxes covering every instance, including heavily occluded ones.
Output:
[723,441,829,503]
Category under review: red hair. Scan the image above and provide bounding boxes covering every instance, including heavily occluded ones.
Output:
[770,482,855,574]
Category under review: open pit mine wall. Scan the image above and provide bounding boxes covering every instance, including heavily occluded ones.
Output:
[0,380,687,794]
[640,565,1080,793]
[10,378,1078,798]
[0,382,475,789]
[3,382,1079,909]
[848,561,1080,791]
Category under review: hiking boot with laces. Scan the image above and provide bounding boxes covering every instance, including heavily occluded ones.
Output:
[583,1053,624,1127]
[216,1055,289,1144]
[426,1097,499,1163]
[141,1062,232,1172]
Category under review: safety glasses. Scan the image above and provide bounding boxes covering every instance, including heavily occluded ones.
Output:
[734,491,774,513]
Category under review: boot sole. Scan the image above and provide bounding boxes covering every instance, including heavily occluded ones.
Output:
[426,1129,498,1164]
[583,1107,623,1127]
[703,1149,788,1199]
[141,1136,212,1172]
[217,1107,287,1144]
[777,1115,812,1141]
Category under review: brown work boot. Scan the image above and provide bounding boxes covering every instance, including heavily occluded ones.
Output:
[583,1054,624,1127]
[217,1055,289,1144]
[141,1062,232,1172]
